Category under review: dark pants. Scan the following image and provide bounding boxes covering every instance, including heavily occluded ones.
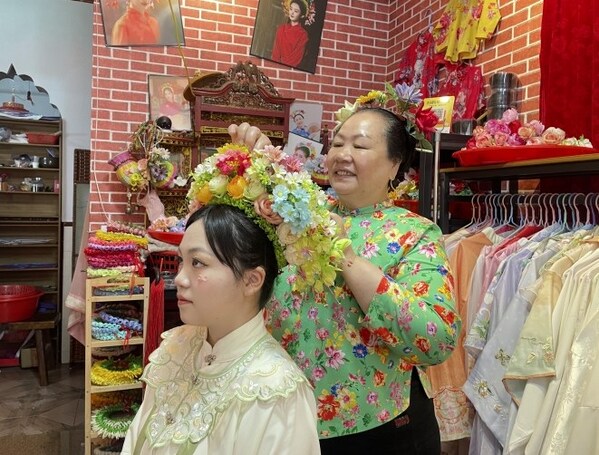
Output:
[319,369,441,455]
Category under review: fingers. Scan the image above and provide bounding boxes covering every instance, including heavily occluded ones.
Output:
[227,122,273,150]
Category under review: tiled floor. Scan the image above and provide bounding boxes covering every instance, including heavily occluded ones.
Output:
[0,363,85,454]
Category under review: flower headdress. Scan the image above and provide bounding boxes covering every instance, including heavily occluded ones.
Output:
[334,82,439,152]
[186,143,350,292]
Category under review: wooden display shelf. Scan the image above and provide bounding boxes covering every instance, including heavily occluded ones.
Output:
[90,337,144,349]
[90,382,143,394]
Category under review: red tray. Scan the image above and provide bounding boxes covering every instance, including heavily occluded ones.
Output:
[147,230,184,245]
[453,145,598,167]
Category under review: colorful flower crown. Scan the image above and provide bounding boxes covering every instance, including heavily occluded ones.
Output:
[186,143,351,292]
[334,82,439,152]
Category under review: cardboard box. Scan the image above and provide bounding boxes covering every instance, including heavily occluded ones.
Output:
[20,346,38,368]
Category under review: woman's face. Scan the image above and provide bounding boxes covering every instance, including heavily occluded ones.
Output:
[288,3,302,23]
[326,110,400,210]
[174,220,246,330]
[129,0,151,12]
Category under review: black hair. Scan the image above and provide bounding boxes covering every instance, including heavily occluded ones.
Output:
[343,107,417,180]
[185,204,279,308]
[289,0,307,18]
[295,145,311,158]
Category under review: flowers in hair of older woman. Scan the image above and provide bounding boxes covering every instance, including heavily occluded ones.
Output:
[187,143,351,292]
[333,82,439,151]
[464,108,593,149]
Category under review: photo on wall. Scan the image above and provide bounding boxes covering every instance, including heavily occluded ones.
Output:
[100,0,185,47]
[148,75,192,131]
[250,0,328,74]
[289,100,323,142]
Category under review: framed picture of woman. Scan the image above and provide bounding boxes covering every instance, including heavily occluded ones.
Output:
[100,0,185,47]
[250,0,328,74]
[148,75,192,131]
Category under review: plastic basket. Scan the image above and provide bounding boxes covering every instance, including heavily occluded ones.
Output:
[0,285,44,323]
[149,251,180,274]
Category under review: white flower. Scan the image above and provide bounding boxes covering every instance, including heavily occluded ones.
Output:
[208,175,229,196]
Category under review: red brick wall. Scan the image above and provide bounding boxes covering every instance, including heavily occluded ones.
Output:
[90,0,542,230]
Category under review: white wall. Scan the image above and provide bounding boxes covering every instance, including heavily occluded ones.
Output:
[1,0,93,363]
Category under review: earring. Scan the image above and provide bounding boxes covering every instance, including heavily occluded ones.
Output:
[388,179,398,192]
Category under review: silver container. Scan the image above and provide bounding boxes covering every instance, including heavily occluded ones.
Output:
[488,88,520,107]
[489,72,520,89]
[487,104,518,120]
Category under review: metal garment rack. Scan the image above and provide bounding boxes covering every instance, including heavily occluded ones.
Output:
[417,132,469,222]
[438,153,599,233]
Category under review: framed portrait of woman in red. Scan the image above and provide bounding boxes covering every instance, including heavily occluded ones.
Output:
[250,0,328,74]
[148,75,192,131]
[100,0,185,47]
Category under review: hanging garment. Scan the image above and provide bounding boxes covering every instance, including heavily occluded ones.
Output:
[433,0,501,63]
[394,30,440,98]
[437,63,486,121]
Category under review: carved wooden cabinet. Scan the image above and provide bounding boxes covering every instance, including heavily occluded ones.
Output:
[184,61,295,157]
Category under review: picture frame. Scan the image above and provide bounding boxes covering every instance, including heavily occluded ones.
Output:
[148,75,192,131]
[289,101,323,142]
[283,132,324,162]
[250,0,328,74]
[99,0,185,47]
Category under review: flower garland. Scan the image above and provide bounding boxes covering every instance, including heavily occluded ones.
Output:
[91,389,139,408]
[91,403,140,439]
[90,355,143,386]
[334,82,439,151]
[187,143,351,292]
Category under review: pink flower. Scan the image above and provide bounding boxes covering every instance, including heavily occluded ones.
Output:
[527,136,544,145]
[493,131,509,146]
[325,346,346,369]
[254,194,284,225]
[280,155,304,172]
[518,125,536,140]
[484,119,511,135]
[529,120,545,135]
[312,366,326,381]
[475,132,494,148]
[501,108,519,123]
[506,134,526,146]
[541,127,566,144]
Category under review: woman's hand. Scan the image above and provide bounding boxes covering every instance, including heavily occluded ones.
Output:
[228,122,272,150]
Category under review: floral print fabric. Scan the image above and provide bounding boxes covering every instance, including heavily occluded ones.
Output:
[266,201,461,438]
[433,0,501,63]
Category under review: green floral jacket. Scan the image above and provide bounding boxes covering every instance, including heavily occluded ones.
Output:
[266,201,461,438]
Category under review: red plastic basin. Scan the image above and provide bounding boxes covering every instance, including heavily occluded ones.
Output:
[0,285,44,323]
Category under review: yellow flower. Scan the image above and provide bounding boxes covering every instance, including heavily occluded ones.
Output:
[357,90,387,106]
[227,175,247,199]
[196,184,213,204]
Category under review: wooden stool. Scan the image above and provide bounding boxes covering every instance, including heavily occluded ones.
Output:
[0,312,60,386]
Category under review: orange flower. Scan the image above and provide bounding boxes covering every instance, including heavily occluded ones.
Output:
[413,281,429,297]
[195,185,213,204]
[374,370,386,387]
[227,175,247,199]
[317,393,340,421]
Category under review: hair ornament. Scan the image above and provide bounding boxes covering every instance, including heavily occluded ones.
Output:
[333,82,440,151]
[187,142,351,292]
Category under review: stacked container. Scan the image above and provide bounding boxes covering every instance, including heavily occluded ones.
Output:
[487,72,521,119]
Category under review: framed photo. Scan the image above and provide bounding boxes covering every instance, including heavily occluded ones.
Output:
[99,0,185,47]
[250,0,328,73]
[148,75,192,131]
[289,101,323,142]
[284,132,324,162]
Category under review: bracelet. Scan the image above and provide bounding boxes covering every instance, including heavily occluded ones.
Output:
[91,320,129,341]
[91,403,140,439]
[99,311,143,332]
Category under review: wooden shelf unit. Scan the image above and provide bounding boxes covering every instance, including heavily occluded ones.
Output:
[84,276,149,455]
[0,117,63,363]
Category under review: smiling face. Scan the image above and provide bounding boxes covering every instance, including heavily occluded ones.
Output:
[129,0,151,12]
[326,110,400,210]
[174,219,252,343]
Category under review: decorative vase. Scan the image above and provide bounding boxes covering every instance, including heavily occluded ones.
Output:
[108,151,143,189]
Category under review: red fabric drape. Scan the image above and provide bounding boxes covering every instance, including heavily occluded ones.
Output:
[540,0,599,146]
